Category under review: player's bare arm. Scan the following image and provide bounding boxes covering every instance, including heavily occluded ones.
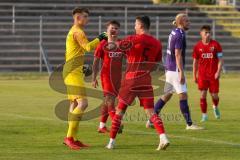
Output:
[215,57,223,80]
[92,57,101,88]
[193,58,199,83]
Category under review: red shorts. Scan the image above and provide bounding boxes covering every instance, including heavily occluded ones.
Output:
[101,76,121,97]
[198,78,219,93]
[118,74,154,109]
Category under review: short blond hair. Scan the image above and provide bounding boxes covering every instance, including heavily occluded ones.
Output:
[172,13,188,27]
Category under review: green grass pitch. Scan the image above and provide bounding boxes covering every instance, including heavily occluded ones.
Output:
[0,72,239,160]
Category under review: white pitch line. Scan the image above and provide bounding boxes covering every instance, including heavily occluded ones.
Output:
[0,113,97,125]
[126,129,240,147]
[2,113,240,147]
[0,113,55,121]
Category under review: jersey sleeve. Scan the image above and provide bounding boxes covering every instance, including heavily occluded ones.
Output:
[192,45,199,59]
[174,33,184,50]
[192,44,199,59]
[94,42,104,59]
[73,30,100,52]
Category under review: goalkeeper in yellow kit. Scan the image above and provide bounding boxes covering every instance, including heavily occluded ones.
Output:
[62,7,107,150]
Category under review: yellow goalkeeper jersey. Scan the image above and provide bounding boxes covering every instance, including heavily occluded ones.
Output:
[64,25,99,73]
[63,25,100,100]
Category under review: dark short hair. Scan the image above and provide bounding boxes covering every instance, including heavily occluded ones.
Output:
[106,20,121,28]
[72,7,89,16]
[200,25,211,31]
[136,15,151,30]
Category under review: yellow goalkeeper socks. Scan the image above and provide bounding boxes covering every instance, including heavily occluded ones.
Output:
[67,107,83,139]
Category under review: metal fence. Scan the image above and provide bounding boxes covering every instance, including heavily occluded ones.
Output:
[2,3,238,72]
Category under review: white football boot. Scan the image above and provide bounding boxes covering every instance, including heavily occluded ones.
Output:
[156,134,170,150]
[186,124,204,130]
[106,138,115,149]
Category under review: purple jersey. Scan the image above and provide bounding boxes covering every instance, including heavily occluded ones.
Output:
[165,28,186,71]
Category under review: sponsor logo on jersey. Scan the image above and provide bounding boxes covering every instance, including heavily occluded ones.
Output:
[202,53,213,58]
[109,52,123,58]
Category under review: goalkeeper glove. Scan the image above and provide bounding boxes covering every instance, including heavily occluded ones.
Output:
[82,64,92,77]
[98,32,108,41]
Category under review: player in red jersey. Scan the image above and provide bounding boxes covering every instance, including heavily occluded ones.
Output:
[106,16,170,150]
[192,25,224,122]
[92,20,124,133]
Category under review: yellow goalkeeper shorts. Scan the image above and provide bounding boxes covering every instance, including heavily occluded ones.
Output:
[63,71,86,101]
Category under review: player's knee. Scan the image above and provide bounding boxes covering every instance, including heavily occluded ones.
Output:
[162,93,172,102]
[145,108,155,117]
[200,90,207,99]
[71,100,78,106]
[104,95,114,104]
[201,95,207,99]
[211,93,219,100]
[116,103,127,115]
[179,92,188,100]
[69,100,78,112]
[77,99,88,110]
[105,99,114,107]
[200,94,207,99]
[116,108,125,116]
[82,103,88,110]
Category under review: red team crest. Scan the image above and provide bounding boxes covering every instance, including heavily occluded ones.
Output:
[210,46,214,52]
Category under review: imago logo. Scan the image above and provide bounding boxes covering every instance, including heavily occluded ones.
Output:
[103,40,133,52]
[118,39,133,51]
[202,53,213,59]
[50,56,166,122]
[103,42,118,52]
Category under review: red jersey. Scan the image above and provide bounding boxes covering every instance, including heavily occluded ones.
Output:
[94,39,124,80]
[192,40,222,80]
[122,34,162,79]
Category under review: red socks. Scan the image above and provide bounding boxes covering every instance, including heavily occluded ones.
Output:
[200,98,207,113]
[200,97,219,114]
[108,104,116,120]
[150,114,165,134]
[100,104,109,123]
[110,114,122,139]
[212,98,219,107]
